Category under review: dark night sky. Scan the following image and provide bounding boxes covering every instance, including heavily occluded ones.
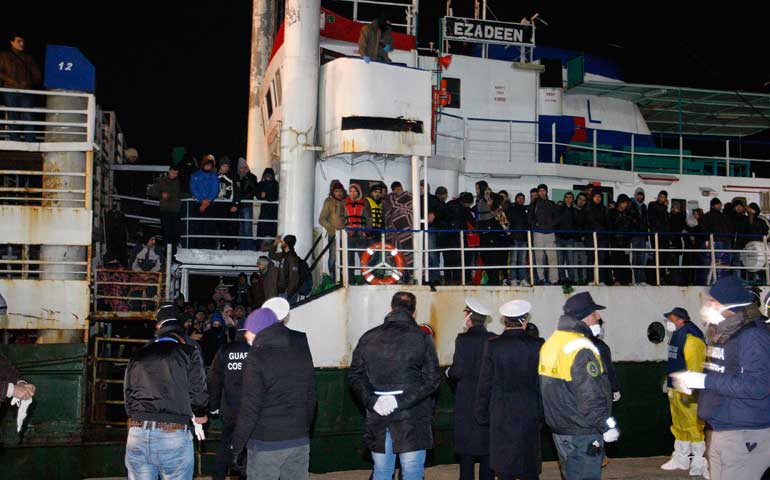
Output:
[4,1,769,163]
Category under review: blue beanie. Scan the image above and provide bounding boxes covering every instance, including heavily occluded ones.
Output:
[244,308,279,335]
[709,276,753,306]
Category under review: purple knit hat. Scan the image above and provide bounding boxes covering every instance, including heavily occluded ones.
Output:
[244,308,279,335]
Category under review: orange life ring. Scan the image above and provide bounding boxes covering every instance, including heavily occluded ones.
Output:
[359,242,406,285]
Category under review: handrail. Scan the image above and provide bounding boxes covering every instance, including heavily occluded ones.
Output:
[335,227,769,287]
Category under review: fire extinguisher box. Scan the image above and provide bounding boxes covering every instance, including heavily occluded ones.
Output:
[43,45,96,93]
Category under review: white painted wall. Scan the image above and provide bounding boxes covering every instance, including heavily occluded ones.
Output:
[0,280,89,329]
[0,206,92,245]
[284,284,728,367]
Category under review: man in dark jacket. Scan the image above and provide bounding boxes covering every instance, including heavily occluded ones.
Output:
[231,308,316,480]
[269,235,302,304]
[123,305,208,479]
[448,298,495,480]
[208,319,250,480]
[528,184,558,284]
[608,194,638,285]
[0,34,42,141]
[555,192,579,284]
[256,256,279,301]
[671,277,770,480]
[256,168,279,241]
[216,158,240,250]
[235,157,258,250]
[445,193,475,285]
[1,355,36,403]
[149,165,182,251]
[189,155,219,248]
[700,198,731,281]
[348,292,441,480]
[631,188,650,285]
[476,300,543,480]
[580,191,610,284]
[506,193,530,287]
[539,292,617,480]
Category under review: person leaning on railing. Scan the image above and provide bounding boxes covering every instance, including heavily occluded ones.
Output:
[318,180,346,282]
[444,193,475,285]
[0,33,41,142]
[506,192,531,287]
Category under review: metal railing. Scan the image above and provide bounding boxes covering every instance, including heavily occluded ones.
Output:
[0,86,95,148]
[434,112,770,177]
[90,336,149,426]
[0,153,93,206]
[93,268,164,320]
[335,227,770,287]
[0,250,90,280]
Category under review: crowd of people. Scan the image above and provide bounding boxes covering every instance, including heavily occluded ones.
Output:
[320,178,770,287]
[110,274,770,480]
[107,153,280,264]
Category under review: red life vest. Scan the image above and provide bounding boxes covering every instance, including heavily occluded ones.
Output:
[345,197,366,229]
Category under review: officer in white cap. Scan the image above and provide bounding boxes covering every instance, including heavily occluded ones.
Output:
[262,296,310,355]
[448,298,495,479]
[476,299,544,479]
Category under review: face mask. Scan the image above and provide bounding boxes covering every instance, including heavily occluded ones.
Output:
[665,321,677,332]
[699,302,751,325]
[589,324,602,337]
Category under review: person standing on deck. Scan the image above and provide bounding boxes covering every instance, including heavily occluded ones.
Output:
[659,307,708,477]
[358,14,393,63]
[189,155,219,249]
[0,33,41,141]
[476,300,544,480]
[447,298,495,480]
[348,292,441,480]
[318,180,346,281]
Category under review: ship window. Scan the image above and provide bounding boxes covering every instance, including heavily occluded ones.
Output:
[647,321,665,344]
[443,77,461,109]
[341,116,423,133]
[265,90,274,119]
[274,70,282,105]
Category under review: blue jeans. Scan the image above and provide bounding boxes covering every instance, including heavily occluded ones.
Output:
[239,206,256,250]
[510,239,528,281]
[327,236,336,282]
[552,433,603,480]
[631,236,648,284]
[125,426,194,480]
[2,92,35,141]
[372,429,426,480]
[556,238,577,283]
[427,232,440,283]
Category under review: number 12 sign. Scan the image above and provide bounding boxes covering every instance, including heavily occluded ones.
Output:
[44,45,96,92]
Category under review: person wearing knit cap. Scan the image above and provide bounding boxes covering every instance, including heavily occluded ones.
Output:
[255,168,279,241]
[215,157,239,249]
[475,299,543,479]
[448,298,495,479]
[319,180,347,281]
[539,292,617,479]
[207,308,251,480]
[670,276,770,479]
[189,154,220,248]
[232,156,258,250]
[231,308,316,480]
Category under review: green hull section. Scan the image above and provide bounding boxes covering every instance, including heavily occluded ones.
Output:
[0,345,674,477]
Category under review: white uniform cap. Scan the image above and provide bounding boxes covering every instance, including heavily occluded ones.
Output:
[262,297,291,321]
[499,299,532,318]
[465,297,493,316]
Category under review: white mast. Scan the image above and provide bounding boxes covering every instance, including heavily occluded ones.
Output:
[277,0,320,258]
[246,0,276,175]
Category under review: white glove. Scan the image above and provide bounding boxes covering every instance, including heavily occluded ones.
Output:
[669,371,706,395]
[373,395,398,416]
[11,397,32,433]
[192,417,206,441]
[603,427,620,443]
[612,391,621,402]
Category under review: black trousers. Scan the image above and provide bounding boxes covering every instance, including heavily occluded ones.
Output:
[160,211,180,250]
[214,420,244,480]
[460,454,491,480]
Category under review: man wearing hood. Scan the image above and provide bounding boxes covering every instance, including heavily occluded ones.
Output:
[671,276,770,480]
[124,304,208,479]
[208,317,251,480]
[189,155,219,248]
[231,308,316,480]
[539,292,618,480]
[256,168,279,241]
[660,307,707,476]
[348,292,441,480]
[358,13,393,63]
[630,188,649,285]
[448,298,495,480]
[319,180,347,281]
